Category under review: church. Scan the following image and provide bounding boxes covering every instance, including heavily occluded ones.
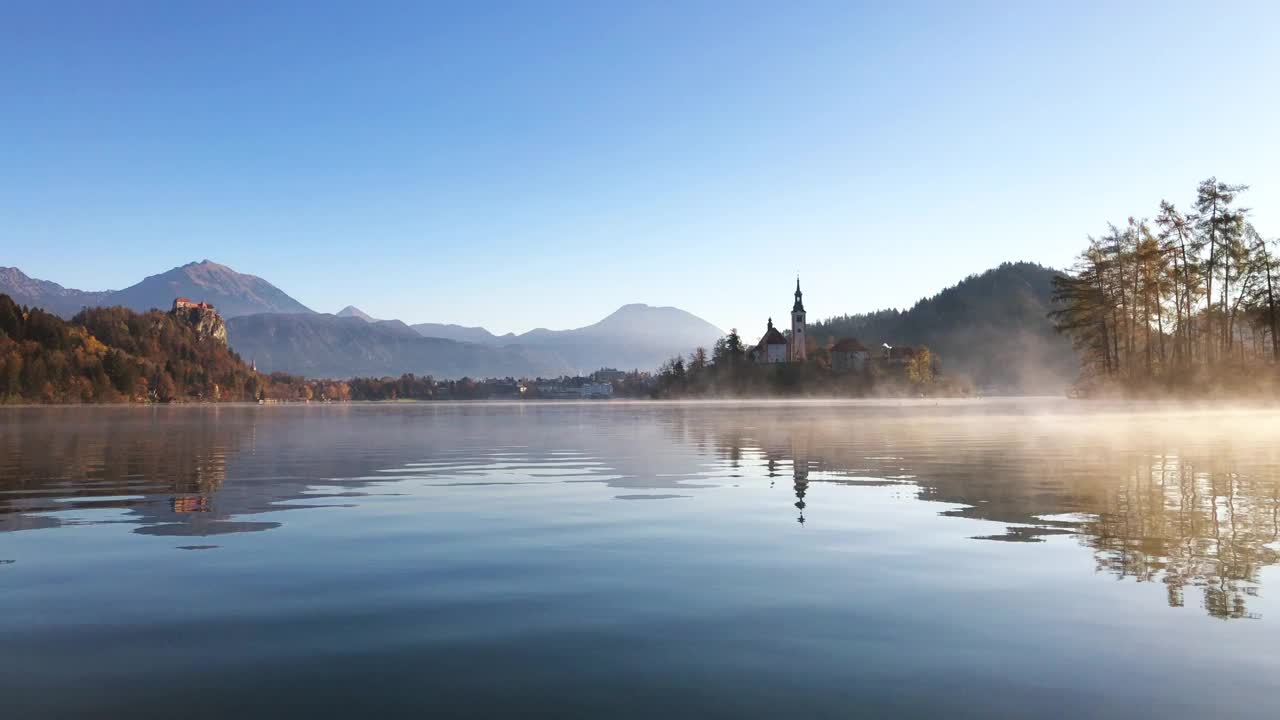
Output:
[750,278,808,364]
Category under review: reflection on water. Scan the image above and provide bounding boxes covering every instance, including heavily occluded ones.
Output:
[670,407,1280,621]
[1084,457,1279,620]
[2,401,1280,718]
[4,402,1280,618]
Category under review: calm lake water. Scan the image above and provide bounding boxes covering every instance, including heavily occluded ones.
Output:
[2,399,1279,718]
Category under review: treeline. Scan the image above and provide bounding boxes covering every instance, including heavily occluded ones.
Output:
[1051,178,1279,396]
[0,295,266,403]
[265,371,656,402]
[274,374,522,402]
[652,330,961,398]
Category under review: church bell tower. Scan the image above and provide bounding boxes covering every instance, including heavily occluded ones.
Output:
[790,277,807,362]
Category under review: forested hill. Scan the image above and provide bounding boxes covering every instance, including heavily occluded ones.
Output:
[809,262,1075,392]
[0,293,264,402]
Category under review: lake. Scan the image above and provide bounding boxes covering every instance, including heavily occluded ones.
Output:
[2,399,1279,718]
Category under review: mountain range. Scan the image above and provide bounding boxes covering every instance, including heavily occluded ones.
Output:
[228,303,725,378]
[226,313,576,379]
[2,258,1071,388]
[1,261,726,379]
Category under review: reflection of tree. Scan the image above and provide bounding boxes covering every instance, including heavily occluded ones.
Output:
[0,409,235,529]
[1,405,375,537]
[1085,455,1280,620]
[664,405,1280,620]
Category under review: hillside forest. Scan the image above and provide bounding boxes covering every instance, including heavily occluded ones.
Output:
[810,262,1074,392]
[0,296,267,403]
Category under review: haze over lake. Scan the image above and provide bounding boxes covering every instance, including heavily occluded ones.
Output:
[3,400,1279,718]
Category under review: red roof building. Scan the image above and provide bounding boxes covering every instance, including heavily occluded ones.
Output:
[173,297,215,311]
[830,337,870,372]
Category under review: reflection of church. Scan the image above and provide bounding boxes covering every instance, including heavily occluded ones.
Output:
[758,430,814,525]
[790,431,811,525]
[793,456,809,525]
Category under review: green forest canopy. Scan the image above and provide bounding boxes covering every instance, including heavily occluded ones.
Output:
[809,262,1075,392]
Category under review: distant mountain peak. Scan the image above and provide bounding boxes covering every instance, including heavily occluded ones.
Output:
[0,260,314,319]
[0,266,114,316]
[111,259,315,317]
[589,303,724,337]
[336,305,378,322]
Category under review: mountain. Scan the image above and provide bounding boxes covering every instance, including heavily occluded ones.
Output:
[809,262,1073,393]
[336,305,378,322]
[0,260,313,319]
[372,319,423,338]
[226,313,572,379]
[107,260,313,317]
[411,305,725,373]
[232,302,726,379]
[0,267,113,318]
[410,322,514,344]
[508,304,726,373]
[224,303,725,380]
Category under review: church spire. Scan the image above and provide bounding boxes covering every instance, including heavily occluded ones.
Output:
[790,275,807,362]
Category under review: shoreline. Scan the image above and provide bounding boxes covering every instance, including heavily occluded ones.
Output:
[6,396,1280,412]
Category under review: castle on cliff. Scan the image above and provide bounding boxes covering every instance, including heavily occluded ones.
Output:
[170,297,227,345]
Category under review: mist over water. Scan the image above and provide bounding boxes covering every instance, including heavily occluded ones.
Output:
[2,400,1279,718]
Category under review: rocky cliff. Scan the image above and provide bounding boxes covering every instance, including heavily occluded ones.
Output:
[171,304,228,344]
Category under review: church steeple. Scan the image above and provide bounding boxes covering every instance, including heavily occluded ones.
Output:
[790,276,807,362]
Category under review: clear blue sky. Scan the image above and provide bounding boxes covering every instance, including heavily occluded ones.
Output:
[3,1,1278,336]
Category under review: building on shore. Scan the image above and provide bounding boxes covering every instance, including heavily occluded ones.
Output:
[882,344,919,366]
[750,318,789,364]
[789,278,807,362]
[592,368,628,383]
[579,382,614,399]
[752,279,810,364]
[750,278,874,373]
[830,337,870,372]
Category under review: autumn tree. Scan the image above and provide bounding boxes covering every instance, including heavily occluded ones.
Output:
[906,347,934,386]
